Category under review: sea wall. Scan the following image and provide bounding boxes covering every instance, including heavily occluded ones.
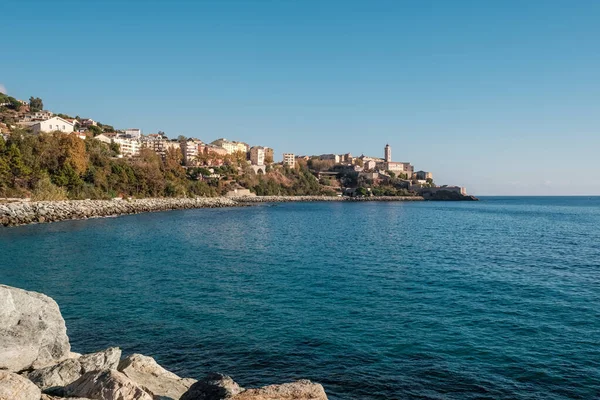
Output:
[0,198,238,227]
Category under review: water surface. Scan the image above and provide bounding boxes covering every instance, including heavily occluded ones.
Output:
[1,197,599,399]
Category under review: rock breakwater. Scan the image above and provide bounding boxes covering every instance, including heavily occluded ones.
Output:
[0,284,329,400]
[0,195,432,227]
[0,198,239,227]
[234,195,424,203]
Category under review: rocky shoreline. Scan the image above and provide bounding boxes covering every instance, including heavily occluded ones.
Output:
[0,194,483,227]
[0,198,239,227]
[0,284,329,400]
[0,196,428,227]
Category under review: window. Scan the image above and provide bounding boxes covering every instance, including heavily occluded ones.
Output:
[62,125,65,130]
[48,125,52,130]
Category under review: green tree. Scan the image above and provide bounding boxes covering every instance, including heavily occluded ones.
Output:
[29,97,43,112]
[87,125,103,136]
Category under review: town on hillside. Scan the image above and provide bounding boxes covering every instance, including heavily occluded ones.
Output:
[0,94,470,200]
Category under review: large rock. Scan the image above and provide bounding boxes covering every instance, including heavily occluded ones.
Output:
[0,370,42,400]
[79,347,121,373]
[41,395,91,400]
[27,347,121,390]
[234,380,328,400]
[63,369,153,400]
[118,354,196,400]
[181,376,328,400]
[0,285,70,371]
[180,373,243,400]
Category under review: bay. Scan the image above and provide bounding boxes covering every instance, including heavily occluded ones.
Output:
[1,197,599,399]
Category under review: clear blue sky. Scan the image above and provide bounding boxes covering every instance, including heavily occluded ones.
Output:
[2,0,599,195]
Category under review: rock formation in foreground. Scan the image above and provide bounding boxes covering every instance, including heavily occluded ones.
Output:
[0,284,328,400]
[0,284,71,372]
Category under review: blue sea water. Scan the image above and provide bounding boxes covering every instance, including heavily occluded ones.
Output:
[1,197,599,399]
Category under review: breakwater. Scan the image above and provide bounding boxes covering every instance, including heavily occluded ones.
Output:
[0,196,425,227]
[236,195,424,202]
[0,198,238,227]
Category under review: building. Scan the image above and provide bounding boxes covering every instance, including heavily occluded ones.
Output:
[19,110,54,124]
[31,117,75,134]
[113,137,141,157]
[124,128,142,138]
[264,147,274,163]
[210,138,237,154]
[364,160,377,170]
[80,118,97,127]
[283,153,295,168]
[181,138,203,165]
[415,170,432,180]
[319,154,340,163]
[141,135,180,159]
[236,142,249,153]
[249,146,265,166]
[375,144,414,178]
[95,133,114,144]
[199,143,228,156]
[96,133,140,156]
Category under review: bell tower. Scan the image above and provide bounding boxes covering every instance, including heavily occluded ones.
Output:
[384,144,391,162]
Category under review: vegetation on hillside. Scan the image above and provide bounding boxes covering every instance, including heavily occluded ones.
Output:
[0,131,334,200]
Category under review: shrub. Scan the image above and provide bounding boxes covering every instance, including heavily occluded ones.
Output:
[31,175,68,201]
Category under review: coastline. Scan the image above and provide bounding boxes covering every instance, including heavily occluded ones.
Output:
[0,195,428,227]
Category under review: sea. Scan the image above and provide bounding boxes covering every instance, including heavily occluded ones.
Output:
[1,197,599,399]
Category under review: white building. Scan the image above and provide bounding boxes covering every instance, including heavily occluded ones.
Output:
[211,138,249,155]
[249,146,265,166]
[31,117,75,134]
[283,153,295,168]
[181,138,202,165]
[80,118,97,127]
[124,128,142,138]
[113,137,141,157]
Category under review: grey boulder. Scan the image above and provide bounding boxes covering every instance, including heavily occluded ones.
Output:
[118,353,196,400]
[0,370,42,400]
[0,285,70,371]
[27,347,121,390]
[180,373,244,400]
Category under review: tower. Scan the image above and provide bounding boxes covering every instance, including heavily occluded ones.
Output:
[384,144,391,162]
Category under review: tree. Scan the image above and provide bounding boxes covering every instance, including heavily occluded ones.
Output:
[88,125,103,136]
[29,97,43,112]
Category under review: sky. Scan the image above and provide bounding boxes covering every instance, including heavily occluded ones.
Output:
[1,0,599,195]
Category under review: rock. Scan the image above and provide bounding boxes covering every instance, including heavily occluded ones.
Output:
[79,347,121,373]
[27,358,82,391]
[234,380,328,400]
[41,395,91,400]
[181,376,328,400]
[0,285,70,371]
[63,369,153,400]
[118,354,196,400]
[180,373,243,400]
[0,370,42,400]
[27,347,122,390]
